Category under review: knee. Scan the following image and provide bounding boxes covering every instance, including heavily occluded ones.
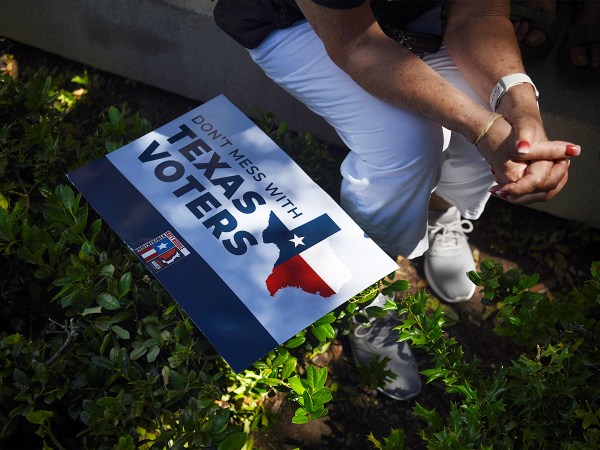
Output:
[351,120,445,172]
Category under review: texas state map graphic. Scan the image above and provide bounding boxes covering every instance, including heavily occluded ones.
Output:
[262,212,351,298]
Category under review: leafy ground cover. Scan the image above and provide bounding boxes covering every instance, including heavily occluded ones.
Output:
[1,38,599,449]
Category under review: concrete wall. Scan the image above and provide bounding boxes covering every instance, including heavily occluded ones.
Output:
[0,0,338,141]
[1,0,598,227]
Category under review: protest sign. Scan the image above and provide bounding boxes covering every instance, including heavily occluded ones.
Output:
[68,95,398,372]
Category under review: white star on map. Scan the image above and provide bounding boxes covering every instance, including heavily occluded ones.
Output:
[157,242,168,250]
[289,234,305,247]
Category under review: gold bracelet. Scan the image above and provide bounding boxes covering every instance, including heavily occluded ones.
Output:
[472,113,502,146]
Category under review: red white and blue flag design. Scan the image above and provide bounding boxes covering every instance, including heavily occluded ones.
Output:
[135,231,190,272]
[263,212,351,298]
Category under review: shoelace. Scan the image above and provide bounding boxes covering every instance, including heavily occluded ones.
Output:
[428,219,474,251]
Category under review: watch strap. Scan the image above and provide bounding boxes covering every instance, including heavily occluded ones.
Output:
[489,73,539,112]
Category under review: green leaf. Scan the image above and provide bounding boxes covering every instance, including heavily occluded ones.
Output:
[507,316,522,326]
[271,351,289,368]
[281,357,297,379]
[90,218,102,239]
[346,302,358,313]
[111,325,130,340]
[96,396,117,408]
[117,435,135,450]
[310,407,326,419]
[217,431,247,450]
[146,345,160,362]
[504,294,521,305]
[93,316,113,332]
[13,368,29,384]
[71,73,88,85]
[0,192,8,210]
[313,312,336,327]
[100,264,115,278]
[302,392,313,411]
[387,279,409,292]
[421,368,448,382]
[367,432,383,449]
[161,366,171,385]
[581,410,600,429]
[82,306,103,316]
[291,412,310,424]
[284,335,306,349]
[307,365,327,391]
[311,324,335,342]
[311,324,327,342]
[59,185,76,210]
[105,140,122,152]
[26,410,54,425]
[261,378,281,387]
[4,333,23,345]
[130,347,147,361]
[467,271,483,285]
[253,361,269,370]
[108,106,122,126]
[96,292,120,310]
[119,272,132,296]
[288,376,306,395]
[100,333,111,355]
[311,389,333,405]
[0,207,14,241]
[91,356,114,370]
[522,273,539,289]
[201,419,213,432]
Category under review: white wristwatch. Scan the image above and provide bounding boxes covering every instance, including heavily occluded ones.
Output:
[489,73,539,112]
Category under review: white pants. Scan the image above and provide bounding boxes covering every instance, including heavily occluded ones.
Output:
[249,9,495,258]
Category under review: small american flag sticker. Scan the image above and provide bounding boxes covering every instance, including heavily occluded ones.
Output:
[135,231,190,272]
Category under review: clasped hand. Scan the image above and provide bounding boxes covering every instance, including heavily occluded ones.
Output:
[477,113,580,204]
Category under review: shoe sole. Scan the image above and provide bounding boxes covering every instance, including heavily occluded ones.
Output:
[377,385,421,401]
[424,264,476,303]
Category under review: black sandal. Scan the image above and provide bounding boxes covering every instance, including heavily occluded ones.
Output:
[558,23,600,81]
[510,2,557,58]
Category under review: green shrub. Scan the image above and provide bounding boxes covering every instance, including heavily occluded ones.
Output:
[0,70,239,449]
[0,66,370,449]
[371,260,600,449]
[3,62,598,450]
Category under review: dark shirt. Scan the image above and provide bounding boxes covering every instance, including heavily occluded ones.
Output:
[310,0,364,7]
[214,0,440,49]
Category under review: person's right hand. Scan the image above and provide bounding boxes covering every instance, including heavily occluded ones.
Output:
[476,114,580,204]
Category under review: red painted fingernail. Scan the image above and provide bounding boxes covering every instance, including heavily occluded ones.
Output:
[566,144,581,157]
[496,187,510,197]
[490,191,508,200]
[517,140,530,154]
[489,185,508,199]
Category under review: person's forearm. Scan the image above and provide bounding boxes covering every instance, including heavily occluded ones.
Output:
[444,0,538,111]
[332,31,495,143]
[296,0,497,143]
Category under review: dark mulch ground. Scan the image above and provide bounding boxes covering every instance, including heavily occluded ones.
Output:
[3,37,599,450]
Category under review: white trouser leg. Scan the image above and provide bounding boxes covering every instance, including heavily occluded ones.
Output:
[249,19,494,258]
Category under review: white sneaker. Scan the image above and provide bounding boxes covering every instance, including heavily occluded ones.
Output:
[349,295,421,401]
[424,207,476,303]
